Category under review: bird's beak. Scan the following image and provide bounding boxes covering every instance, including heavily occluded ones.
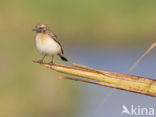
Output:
[32,28,37,31]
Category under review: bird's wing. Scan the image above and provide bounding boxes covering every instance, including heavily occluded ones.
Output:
[48,31,64,54]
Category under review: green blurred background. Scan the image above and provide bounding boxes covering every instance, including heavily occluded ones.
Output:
[0,0,156,117]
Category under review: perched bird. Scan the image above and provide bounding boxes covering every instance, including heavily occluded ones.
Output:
[33,23,68,64]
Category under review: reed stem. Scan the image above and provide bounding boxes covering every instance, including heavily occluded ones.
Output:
[33,60,156,97]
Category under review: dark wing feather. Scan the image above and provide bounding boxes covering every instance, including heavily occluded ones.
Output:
[48,32,64,54]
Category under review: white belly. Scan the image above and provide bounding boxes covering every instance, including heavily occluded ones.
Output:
[35,36,61,56]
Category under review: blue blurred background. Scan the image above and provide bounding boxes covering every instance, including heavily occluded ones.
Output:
[0,0,156,117]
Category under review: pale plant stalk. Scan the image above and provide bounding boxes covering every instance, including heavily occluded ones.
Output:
[33,60,156,97]
[127,42,156,74]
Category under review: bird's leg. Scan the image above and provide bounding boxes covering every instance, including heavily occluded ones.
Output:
[49,56,54,65]
[37,56,45,64]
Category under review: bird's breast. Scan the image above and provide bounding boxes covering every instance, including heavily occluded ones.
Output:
[35,33,61,56]
[36,33,49,41]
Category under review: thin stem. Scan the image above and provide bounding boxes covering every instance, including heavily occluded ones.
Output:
[33,61,156,97]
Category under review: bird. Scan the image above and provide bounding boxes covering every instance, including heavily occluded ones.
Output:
[32,23,68,64]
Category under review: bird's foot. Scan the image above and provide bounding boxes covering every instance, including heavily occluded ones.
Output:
[36,59,43,64]
[48,61,53,65]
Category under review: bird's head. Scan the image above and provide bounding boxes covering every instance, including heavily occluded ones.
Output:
[32,23,49,33]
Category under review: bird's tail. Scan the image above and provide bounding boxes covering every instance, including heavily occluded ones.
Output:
[58,54,68,62]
